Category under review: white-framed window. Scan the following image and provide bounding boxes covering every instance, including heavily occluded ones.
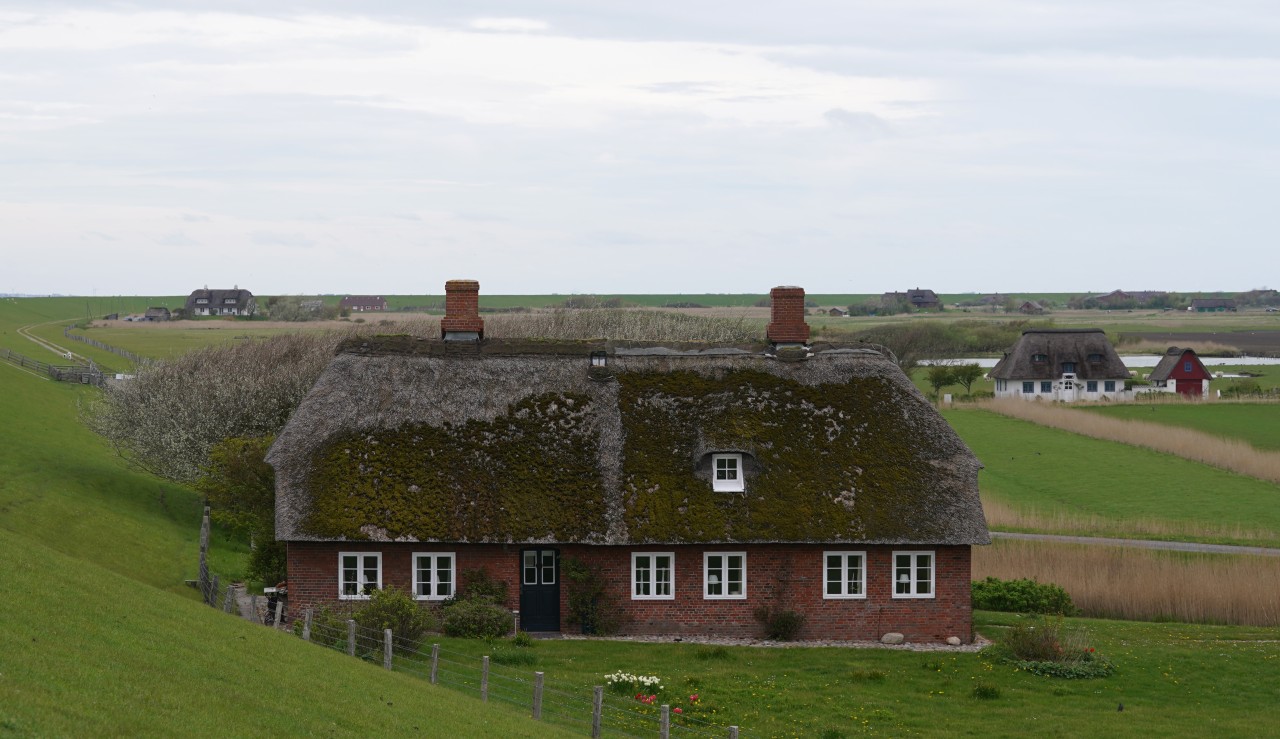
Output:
[1021,381,1034,394]
[632,552,675,600]
[995,379,1007,392]
[339,552,381,599]
[412,552,455,600]
[1104,380,1116,392]
[196,298,208,304]
[712,453,744,492]
[704,552,746,599]
[1040,381,1052,393]
[892,551,935,599]
[823,551,866,599]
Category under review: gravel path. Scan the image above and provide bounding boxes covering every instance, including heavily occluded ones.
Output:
[991,531,1280,557]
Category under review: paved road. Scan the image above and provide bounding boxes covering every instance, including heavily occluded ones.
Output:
[992,531,1280,557]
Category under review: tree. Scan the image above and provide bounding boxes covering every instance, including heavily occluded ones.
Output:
[951,363,986,395]
[195,436,284,583]
[926,364,955,398]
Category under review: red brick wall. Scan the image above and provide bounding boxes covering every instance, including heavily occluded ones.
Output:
[287,542,973,643]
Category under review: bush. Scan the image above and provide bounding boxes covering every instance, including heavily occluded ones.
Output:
[982,616,1115,679]
[297,603,355,651]
[442,599,514,639]
[448,568,508,605]
[563,557,626,635]
[972,577,1078,615]
[353,586,437,653]
[753,606,807,640]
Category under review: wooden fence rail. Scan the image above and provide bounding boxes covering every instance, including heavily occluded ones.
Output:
[1,348,104,385]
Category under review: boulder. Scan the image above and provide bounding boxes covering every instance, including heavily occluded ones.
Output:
[880,632,905,645]
[946,636,962,646]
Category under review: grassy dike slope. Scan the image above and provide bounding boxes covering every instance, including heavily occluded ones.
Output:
[0,534,563,737]
[0,318,564,735]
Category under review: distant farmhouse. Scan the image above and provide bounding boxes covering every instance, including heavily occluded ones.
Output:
[1018,301,1046,315]
[339,295,389,312]
[185,288,255,317]
[882,288,941,311]
[1145,347,1212,398]
[143,307,170,321]
[1189,298,1236,313]
[990,329,1132,402]
[1076,290,1168,309]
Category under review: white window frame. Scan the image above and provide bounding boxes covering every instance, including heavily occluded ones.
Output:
[712,453,744,492]
[703,552,746,599]
[338,551,382,600]
[822,551,867,599]
[412,552,456,601]
[631,552,675,600]
[892,550,935,599]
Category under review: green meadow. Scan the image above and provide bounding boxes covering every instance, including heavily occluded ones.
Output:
[1080,403,1280,451]
[942,408,1280,546]
[3,296,1279,736]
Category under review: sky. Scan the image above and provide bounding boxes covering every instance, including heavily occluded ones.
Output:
[2,1,1278,296]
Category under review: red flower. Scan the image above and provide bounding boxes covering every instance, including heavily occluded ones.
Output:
[674,708,683,714]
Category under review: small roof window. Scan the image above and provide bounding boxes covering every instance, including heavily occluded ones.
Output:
[1087,353,1104,362]
[590,351,607,367]
[712,453,744,492]
[1032,353,1048,363]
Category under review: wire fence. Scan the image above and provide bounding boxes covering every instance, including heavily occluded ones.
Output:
[62,326,144,365]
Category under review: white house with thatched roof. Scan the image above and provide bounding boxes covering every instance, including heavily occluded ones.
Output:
[989,329,1132,402]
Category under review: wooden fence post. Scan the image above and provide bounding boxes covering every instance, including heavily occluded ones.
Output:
[302,609,313,641]
[532,672,544,719]
[224,585,234,614]
[210,574,220,607]
[481,656,489,702]
[383,629,393,670]
[274,599,285,629]
[250,594,258,623]
[198,506,211,603]
[430,644,440,684]
[660,704,670,739]
[347,619,357,657]
[728,726,739,739]
[591,686,603,738]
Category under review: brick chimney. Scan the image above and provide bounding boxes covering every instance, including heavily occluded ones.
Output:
[440,279,484,341]
[766,286,810,346]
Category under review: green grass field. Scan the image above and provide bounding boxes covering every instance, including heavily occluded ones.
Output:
[942,408,1280,545]
[4,296,1280,736]
[1080,403,1280,451]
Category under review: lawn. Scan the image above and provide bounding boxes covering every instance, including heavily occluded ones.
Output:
[942,408,1280,546]
[410,613,1279,738]
[1079,402,1280,451]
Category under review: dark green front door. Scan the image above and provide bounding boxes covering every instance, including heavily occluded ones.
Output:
[519,549,560,631]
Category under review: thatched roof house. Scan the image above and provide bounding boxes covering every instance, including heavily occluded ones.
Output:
[990,328,1131,401]
[184,287,255,317]
[270,282,988,641]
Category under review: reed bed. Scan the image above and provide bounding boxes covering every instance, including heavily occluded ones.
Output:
[981,398,1280,484]
[982,496,1278,544]
[974,538,1280,626]
[390,309,759,343]
[1115,338,1240,356]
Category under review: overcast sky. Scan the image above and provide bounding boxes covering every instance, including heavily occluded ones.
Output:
[3,1,1277,296]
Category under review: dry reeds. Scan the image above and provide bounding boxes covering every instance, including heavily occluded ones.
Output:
[974,539,1280,626]
[982,497,1277,544]
[1116,338,1240,356]
[981,398,1280,484]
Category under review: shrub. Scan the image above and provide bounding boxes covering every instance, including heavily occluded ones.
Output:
[753,606,807,640]
[982,616,1115,679]
[563,557,626,635]
[972,576,1078,615]
[297,603,355,651]
[511,631,536,648]
[442,599,514,639]
[448,567,508,605]
[352,586,437,654]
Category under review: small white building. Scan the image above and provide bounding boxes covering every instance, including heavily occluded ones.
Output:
[989,329,1132,402]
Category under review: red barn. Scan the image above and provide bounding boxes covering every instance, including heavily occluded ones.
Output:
[1148,346,1212,398]
[269,281,989,643]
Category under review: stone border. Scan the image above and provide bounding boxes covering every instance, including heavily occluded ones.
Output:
[555,633,991,652]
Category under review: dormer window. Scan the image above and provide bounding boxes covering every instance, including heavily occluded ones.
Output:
[590,351,607,367]
[1087,353,1103,363]
[712,453,744,492]
[196,298,208,304]
[1032,353,1048,363]
[1061,362,1076,374]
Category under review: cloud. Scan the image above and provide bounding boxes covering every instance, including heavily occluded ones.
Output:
[823,108,891,136]
[157,231,200,247]
[469,18,549,33]
[251,231,315,248]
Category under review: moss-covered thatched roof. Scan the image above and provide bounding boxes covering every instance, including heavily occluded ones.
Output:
[989,329,1130,381]
[269,337,988,546]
